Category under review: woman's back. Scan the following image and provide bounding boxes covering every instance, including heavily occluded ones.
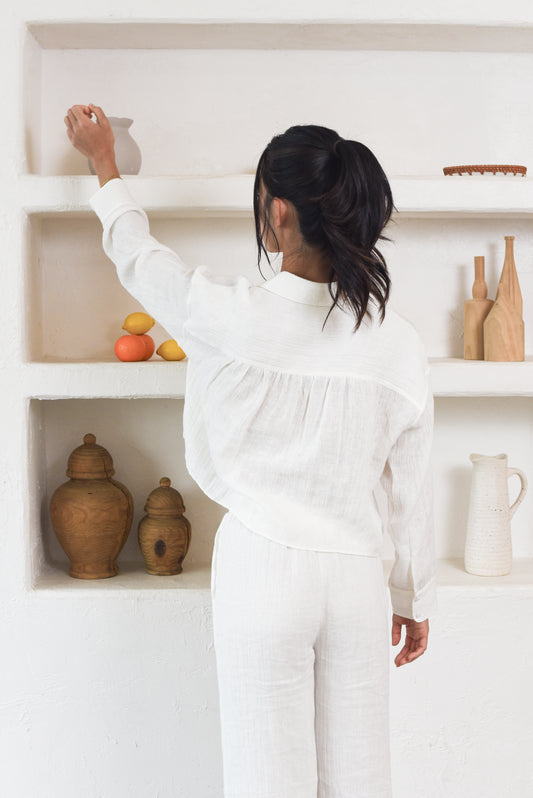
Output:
[181,263,432,568]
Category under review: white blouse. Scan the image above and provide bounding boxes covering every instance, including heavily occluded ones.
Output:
[90,177,438,622]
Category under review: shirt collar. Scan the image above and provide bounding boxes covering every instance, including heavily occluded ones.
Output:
[260,270,337,306]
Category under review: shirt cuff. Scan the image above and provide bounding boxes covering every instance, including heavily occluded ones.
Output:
[89,177,141,229]
[389,577,438,622]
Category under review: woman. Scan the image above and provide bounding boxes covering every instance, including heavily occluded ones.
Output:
[65,104,438,798]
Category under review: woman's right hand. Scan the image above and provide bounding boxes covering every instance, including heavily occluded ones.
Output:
[64,103,118,180]
[391,613,429,667]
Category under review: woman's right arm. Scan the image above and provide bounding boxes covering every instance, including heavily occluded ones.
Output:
[65,103,197,342]
[89,179,196,342]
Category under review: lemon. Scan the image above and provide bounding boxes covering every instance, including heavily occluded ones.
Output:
[156,340,187,361]
[122,312,155,335]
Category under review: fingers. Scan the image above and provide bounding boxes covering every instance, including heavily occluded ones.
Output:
[391,618,402,646]
[65,108,82,132]
[395,645,417,667]
[67,105,86,122]
[89,103,107,126]
[65,105,94,128]
[394,634,428,667]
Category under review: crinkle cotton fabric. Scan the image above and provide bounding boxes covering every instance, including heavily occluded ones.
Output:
[211,510,392,798]
[90,177,438,622]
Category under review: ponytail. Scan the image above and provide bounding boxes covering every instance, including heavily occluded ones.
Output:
[253,125,396,332]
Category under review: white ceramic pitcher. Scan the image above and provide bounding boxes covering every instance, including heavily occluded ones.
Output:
[465,453,528,576]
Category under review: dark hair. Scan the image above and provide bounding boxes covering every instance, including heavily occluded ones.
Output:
[253,125,396,332]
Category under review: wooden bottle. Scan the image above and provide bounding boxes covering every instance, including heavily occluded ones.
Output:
[50,433,133,579]
[463,256,494,359]
[483,236,525,361]
[138,477,191,575]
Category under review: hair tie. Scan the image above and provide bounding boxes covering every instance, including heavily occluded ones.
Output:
[333,138,343,155]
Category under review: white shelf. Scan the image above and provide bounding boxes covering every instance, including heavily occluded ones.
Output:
[26,20,533,53]
[19,175,254,218]
[30,557,533,598]
[434,557,533,592]
[428,357,533,397]
[32,560,212,596]
[22,360,188,398]
[22,357,533,399]
[19,175,533,218]
[393,176,533,218]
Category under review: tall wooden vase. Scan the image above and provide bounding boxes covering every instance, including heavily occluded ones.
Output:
[483,236,525,361]
[464,255,494,359]
[50,433,134,578]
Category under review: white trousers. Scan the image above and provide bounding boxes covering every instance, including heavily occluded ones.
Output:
[211,511,392,798]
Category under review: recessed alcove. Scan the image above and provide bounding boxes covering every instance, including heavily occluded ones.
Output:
[23,21,533,177]
[23,206,533,363]
[23,212,261,362]
[431,396,533,559]
[25,394,533,593]
[26,397,227,591]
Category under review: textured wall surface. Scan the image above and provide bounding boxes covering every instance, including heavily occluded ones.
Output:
[2,2,533,797]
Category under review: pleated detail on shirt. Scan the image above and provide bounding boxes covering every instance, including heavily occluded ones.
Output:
[182,334,424,557]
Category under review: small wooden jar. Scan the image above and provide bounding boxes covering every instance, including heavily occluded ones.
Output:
[138,477,191,575]
[49,433,133,579]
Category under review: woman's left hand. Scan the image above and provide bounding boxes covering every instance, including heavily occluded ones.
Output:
[64,103,116,168]
[391,613,429,667]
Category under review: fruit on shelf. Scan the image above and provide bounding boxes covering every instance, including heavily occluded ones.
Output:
[115,333,155,362]
[156,340,187,361]
[122,312,155,335]
[141,334,155,360]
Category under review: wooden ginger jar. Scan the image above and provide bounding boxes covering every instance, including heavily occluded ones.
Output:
[138,477,191,575]
[49,433,133,579]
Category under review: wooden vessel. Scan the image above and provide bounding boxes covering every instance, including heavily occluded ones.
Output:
[138,477,191,575]
[464,255,494,359]
[483,236,524,361]
[49,433,133,579]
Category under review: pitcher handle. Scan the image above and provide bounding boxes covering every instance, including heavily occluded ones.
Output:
[508,467,528,518]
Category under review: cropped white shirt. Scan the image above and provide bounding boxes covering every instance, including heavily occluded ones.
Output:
[90,177,438,622]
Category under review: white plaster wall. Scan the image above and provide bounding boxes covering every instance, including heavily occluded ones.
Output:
[2,3,533,798]
[35,49,533,178]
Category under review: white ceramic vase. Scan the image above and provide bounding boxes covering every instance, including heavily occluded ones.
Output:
[465,453,527,576]
[89,117,141,175]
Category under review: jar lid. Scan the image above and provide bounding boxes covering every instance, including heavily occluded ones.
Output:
[66,433,115,480]
[144,477,185,516]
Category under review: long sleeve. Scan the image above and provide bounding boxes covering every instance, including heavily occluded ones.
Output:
[89,178,196,342]
[379,369,438,622]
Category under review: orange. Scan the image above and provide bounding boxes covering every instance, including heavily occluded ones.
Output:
[114,334,147,362]
[140,334,155,360]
